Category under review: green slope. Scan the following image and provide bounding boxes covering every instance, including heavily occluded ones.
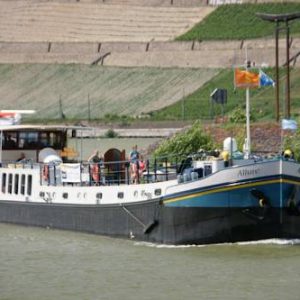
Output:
[0,64,218,121]
[177,3,300,41]
[149,68,300,121]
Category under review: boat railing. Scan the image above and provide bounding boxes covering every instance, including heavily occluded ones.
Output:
[1,160,37,169]
[2,151,287,187]
[40,156,179,186]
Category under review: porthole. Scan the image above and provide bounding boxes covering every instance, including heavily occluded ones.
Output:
[118,192,124,199]
[154,189,161,196]
[62,192,68,199]
[96,193,102,199]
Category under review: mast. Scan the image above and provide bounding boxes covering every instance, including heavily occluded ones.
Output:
[245,87,251,159]
[244,47,251,159]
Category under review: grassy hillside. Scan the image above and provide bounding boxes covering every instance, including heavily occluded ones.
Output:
[0,64,218,121]
[149,68,300,121]
[177,3,300,41]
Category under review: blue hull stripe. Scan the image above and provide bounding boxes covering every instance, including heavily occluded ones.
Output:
[163,176,300,207]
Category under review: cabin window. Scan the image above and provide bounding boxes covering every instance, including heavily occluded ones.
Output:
[14,174,19,194]
[2,130,65,150]
[27,175,32,196]
[117,192,124,199]
[39,132,49,148]
[8,174,13,194]
[51,132,64,149]
[3,133,17,149]
[62,193,68,199]
[2,173,7,193]
[20,132,39,149]
[21,174,26,195]
[96,193,102,204]
[154,189,162,196]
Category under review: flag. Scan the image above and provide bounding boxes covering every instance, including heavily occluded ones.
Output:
[234,68,259,88]
[282,119,297,130]
[259,70,275,87]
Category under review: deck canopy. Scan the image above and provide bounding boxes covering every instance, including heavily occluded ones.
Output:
[0,124,92,132]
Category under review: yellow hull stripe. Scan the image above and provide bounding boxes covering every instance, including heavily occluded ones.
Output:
[163,178,300,204]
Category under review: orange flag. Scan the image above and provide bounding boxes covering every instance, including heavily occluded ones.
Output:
[234,68,259,88]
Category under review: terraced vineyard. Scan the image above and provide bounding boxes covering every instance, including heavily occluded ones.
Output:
[0,64,218,121]
[0,2,213,42]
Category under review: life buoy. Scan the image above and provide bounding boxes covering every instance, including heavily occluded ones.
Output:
[139,161,146,172]
[139,160,146,178]
[43,165,49,181]
[91,164,100,183]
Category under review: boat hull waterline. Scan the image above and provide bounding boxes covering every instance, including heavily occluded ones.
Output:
[1,160,300,245]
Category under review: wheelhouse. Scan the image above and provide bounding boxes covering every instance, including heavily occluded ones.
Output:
[0,125,78,163]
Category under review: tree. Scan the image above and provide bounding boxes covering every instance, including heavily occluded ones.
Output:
[153,121,214,160]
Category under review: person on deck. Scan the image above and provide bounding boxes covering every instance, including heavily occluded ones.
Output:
[88,150,102,163]
[129,145,140,184]
[88,150,103,185]
[16,152,26,162]
[221,150,230,168]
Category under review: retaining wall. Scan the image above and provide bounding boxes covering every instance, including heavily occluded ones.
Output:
[0,38,298,68]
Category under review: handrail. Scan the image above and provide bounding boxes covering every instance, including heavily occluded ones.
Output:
[38,155,180,186]
[0,151,289,187]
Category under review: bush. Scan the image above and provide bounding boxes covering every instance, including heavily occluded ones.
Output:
[153,121,214,159]
[104,129,118,138]
[229,107,257,124]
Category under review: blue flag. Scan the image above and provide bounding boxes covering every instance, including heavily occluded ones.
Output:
[282,119,297,130]
[259,70,275,87]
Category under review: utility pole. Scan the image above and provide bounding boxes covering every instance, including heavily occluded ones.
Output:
[257,12,300,121]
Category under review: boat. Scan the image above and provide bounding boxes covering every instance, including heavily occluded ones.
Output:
[0,123,299,245]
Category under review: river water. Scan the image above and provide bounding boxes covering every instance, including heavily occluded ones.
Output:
[1,224,300,300]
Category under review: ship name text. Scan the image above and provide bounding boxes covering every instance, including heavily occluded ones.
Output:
[238,168,260,177]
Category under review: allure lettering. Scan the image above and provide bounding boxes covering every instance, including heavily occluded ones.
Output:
[238,168,260,177]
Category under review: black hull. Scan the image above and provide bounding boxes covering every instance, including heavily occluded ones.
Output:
[0,200,300,244]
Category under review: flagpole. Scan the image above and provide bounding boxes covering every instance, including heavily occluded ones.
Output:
[235,63,274,160]
[245,46,251,159]
[245,87,251,159]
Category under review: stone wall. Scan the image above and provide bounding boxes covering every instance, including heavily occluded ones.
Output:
[0,38,299,68]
